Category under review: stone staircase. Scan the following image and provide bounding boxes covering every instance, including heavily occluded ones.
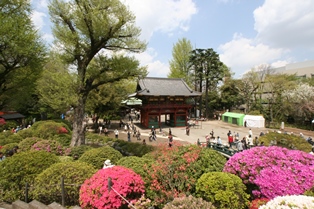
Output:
[0,200,81,209]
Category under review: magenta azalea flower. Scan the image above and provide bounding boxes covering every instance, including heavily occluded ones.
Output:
[223,146,314,199]
[80,166,145,209]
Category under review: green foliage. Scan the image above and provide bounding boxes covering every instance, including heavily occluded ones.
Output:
[112,139,155,157]
[163,195,216,209]
[304,186,314,197]
[193,148,227,175]
[31,139,64,156]
[18,137,43,152]
[58,156,74,162]
[31,161,96,206]
[0,0,46,110]
[17,128,34,138]
[0,133,23,146]
[196,172,249,209]
[259,132,311,152]
[0,121,18,132]
[117,156,154,179]
[0,151,60,203]
[85,132,113,145]
[31,120,71,139]
[1,143,18,154]
[52,134,72,147]
[70,145,93,158]
[168,38,193,87]
[79,146,123,169]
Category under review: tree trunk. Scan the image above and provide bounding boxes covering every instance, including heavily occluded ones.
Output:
[70,97,86,147]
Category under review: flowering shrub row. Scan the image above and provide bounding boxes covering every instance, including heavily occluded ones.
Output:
[80,166,145,209]
[259,195,314,209]
[223,146,314,199]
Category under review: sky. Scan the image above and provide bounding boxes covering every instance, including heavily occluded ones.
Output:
[30,0,314,78]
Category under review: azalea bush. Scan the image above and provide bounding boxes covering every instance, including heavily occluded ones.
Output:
[31,120,71,139]
[80,166,145,209]
[117,156,154,179]
[223,146,314,199]
[248,198,269,209]
[79,146,123,169]
[196,172,249,209]
[31,139,64,156]
[145,144,226,206]
[18,137,43,151]
[259,132,311,152]
[163,195,216,209]
[0,151,60,203]
[259,195,314,209]
[31,161,96,207]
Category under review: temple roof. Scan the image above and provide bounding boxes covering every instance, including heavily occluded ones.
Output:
[133,77,201,97]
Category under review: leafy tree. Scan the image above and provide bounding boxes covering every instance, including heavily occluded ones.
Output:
[48,0,147,146]
[168,38,193,86]
[263,74,297,124]
[220,77,243,112]
[189,48,224,118]
[0,0,46,110]
[282,83,314,123]
[36,52,78,115]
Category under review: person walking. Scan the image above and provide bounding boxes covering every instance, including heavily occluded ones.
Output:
[114,129,119,139]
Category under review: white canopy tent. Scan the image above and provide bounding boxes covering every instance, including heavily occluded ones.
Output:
[243,115,265,128]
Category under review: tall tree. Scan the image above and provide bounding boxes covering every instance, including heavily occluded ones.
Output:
[189,48,224,118]
[36,52,78,115]
[168,38,193,86]
[0,0,46,110]
[48,0,146,146]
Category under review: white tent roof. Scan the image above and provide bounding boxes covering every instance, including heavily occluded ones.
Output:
[244,115,265,128]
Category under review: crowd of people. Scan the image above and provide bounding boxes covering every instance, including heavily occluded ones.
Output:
[201,128,265,152]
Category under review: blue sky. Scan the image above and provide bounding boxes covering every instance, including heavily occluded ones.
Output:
[30,0,314,78]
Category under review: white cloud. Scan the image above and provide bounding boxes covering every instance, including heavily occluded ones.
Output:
[31,10,47,30]
[134,48,169,78]
[123,0,197,41]
[218,34,288,77]
[31,0,48,10]
[254,0,314,49]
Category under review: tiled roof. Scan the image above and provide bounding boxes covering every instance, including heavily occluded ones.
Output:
[0,113,25,120]
[134,77,201,96]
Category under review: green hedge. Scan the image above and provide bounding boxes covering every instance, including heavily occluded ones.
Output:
[78,146,123,169]
[196,172,249,209]
[31,161,96,206]
[0,151,60,203]
[259,132,311,152]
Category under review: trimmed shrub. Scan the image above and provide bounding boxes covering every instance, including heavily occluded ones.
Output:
[259,195,314,209]
[18,137,43,152]
[31,161,96,206]
[145,144,226,206]
[196,172,249,209]
[52,134,72,147]
[31,120,71,139]
[31,139,64,156]
[58,156,74,162]
[0,151,60,203]
[1,143,18,155]
[0,133,23,146]
[0,121,18,132]
[69,145,93,158]
[111,139,155,157]
[163,195,216,209]
[259,132,311,152]
[79,146,123,169]
[223,146,314,199]
[17,128,34,139]
[80,166,145,209]
[117,156,154,179]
